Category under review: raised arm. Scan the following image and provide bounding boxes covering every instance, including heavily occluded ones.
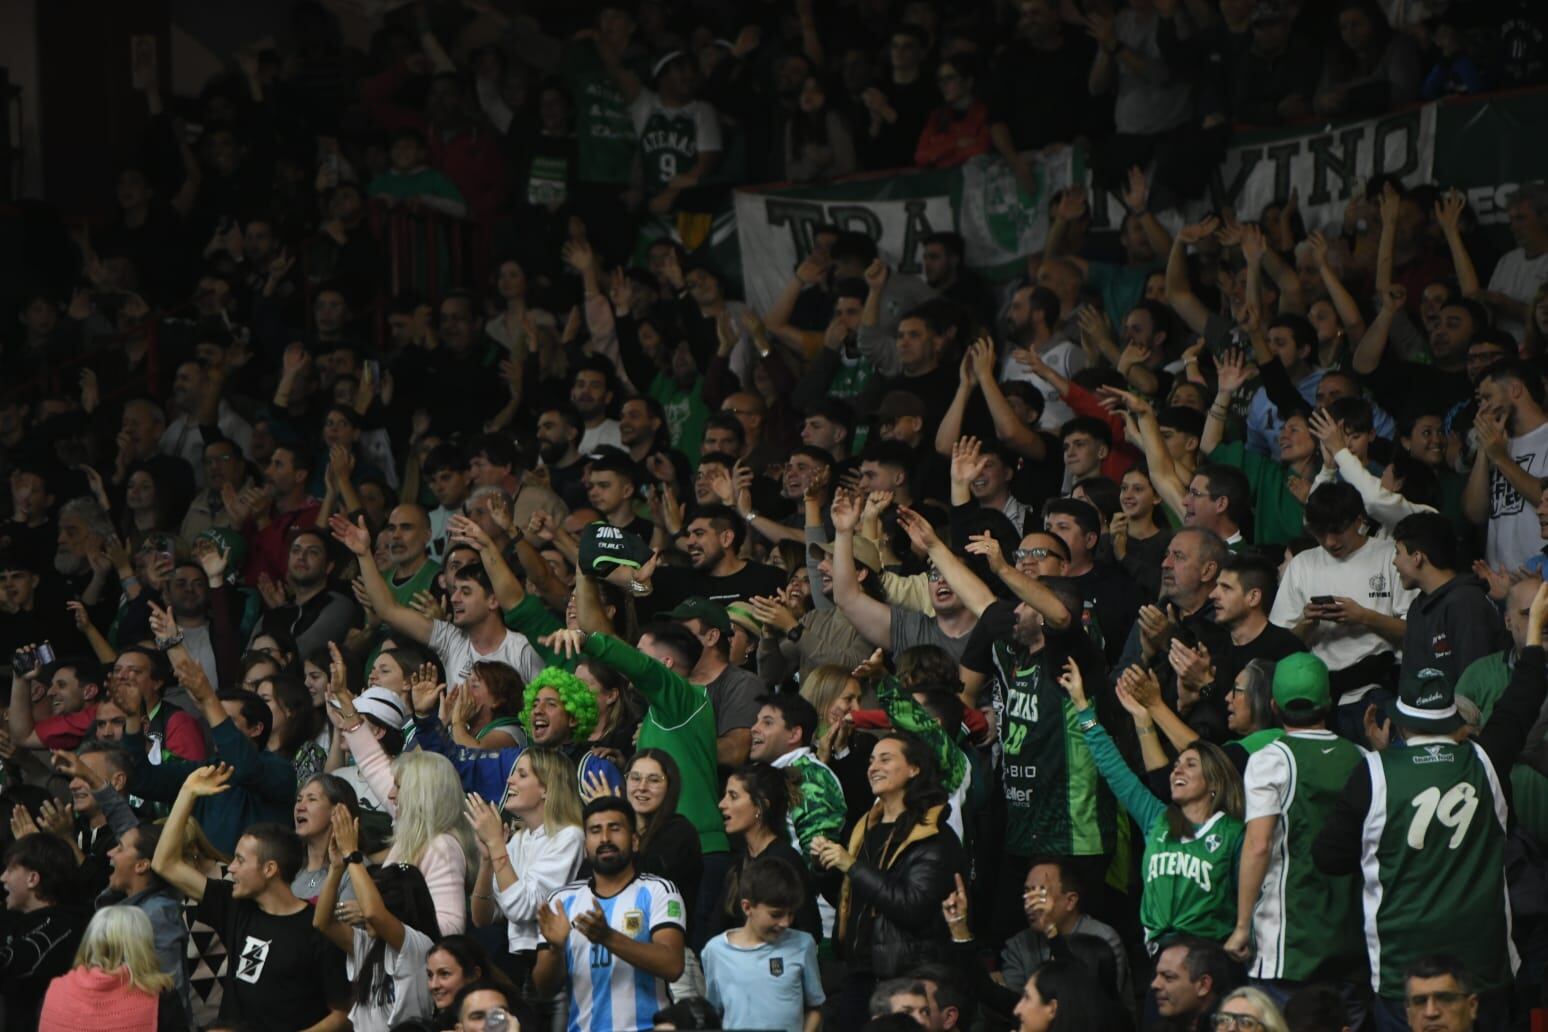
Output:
[1060,659,1167,829]
[1353,284,1405,376]
[1202,347,1251,455]
[338,804,407,948]
[1166,218,1221,336]
[1308,232,1366,342]
[1120,390,1187,516]
[830,490,894,651]
[329,512,433,644]
[151,763,233,901]
[1434,189,1481,299]
[897,507,996,617]
[312,837,355,953]
[1122,166,1173,261]
[1374,184,1400,296]
[973,341,1045,459]
[936,352,978,458]
[962,533,1071,629]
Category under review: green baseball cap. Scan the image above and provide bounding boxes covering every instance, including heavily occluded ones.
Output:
[1271,652,1331,716]
[667,596,731,636]
[725,602,763,637]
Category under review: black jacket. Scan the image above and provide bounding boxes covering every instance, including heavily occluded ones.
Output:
[838,803,967,978]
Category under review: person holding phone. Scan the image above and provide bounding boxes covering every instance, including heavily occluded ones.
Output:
[1268,483,1417,742]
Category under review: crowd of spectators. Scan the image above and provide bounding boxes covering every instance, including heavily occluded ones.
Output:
[3,0,1548,1031]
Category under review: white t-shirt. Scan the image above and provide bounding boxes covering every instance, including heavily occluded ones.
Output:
[496,823,586,951]
[1269,535,1418,697]
[1001,338,1087,430]
[541,874,687,1032]
[1485,419,1548,570]
[579,419,623,456]
[1487,247,1548,343]
[429,620,544,686]
[348,924,435,1032]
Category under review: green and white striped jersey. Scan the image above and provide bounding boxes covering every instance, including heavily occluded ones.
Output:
[1242,730,1366,982]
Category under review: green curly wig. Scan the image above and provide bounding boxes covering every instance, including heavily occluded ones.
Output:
[521,668,599,741]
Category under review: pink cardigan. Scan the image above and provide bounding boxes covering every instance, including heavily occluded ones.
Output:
[343,722,468,935]
[40,967,158,1031]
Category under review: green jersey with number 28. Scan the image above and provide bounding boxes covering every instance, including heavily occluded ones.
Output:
[989,641,1119,857]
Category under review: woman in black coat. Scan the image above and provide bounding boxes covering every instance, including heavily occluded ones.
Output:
[812,731,967,1029]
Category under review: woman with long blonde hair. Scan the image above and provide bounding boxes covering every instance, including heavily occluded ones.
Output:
[465,745,586,978]
[39,906,184,1031]
[800,663,871,827]
[329,648,475,938]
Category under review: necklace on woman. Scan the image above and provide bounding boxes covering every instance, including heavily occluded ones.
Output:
[297,866,325,897]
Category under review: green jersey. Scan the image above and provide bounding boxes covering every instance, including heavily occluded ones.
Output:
[582,633,728,854]
[504,595,568,670]
[1085,717,1242,944]
[563,45,637,184]
[1361,738,1515,996]
[1242,730,1365,982]
[774,748,846,858]
[989,642,1120,857]
[648,372,710,460]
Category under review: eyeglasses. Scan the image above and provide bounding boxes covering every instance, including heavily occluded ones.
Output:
[1406,992,1469,1008]
[927,567,945,581]
[626,773,666,787]
[1014,548,1052,562]
[1212,1016,1265,1031]
[1186,486,1213,499]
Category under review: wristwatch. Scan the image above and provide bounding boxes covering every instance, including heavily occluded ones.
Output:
[787,624,806,643]
[155,632,185,651]
[343,851,366,867]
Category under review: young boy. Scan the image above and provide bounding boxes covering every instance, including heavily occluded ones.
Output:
[701,856,824,1032]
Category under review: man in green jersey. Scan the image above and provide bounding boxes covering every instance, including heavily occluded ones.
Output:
[592,33,722,214]
[958,531,1121,942]
[545,622,727,950]
[1313,582,1548,1029]
[1227,652,1367,1022]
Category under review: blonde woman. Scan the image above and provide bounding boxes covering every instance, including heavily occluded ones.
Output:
[1214,987,1290,1032]
[39,906,185,1031]
[330,642,477,935]
[466,746,586,976]
[799,663,871,827]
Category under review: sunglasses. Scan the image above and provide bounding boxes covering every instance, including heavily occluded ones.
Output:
[1014,548,1053,562]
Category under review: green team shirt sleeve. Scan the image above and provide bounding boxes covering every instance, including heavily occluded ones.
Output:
[791,759,846,855]
[582,632,697,721]
[504,596,568,669]
[1081,714,1166,831]
[879,676,966,793]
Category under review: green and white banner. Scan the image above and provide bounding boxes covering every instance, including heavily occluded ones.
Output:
[1199,104,1438,231]
[731,150,1078,313]
[696,89,1543,309]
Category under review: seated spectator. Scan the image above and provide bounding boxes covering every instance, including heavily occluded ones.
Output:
[1314,0,1422,117]
[37,905,186,1032]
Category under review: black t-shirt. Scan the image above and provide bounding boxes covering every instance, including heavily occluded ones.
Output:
[1213,620,1305,701]
[0,905,87,1031]
[194,879,348,1031]
[647,561,788,616]
[1068,562,1145,664]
